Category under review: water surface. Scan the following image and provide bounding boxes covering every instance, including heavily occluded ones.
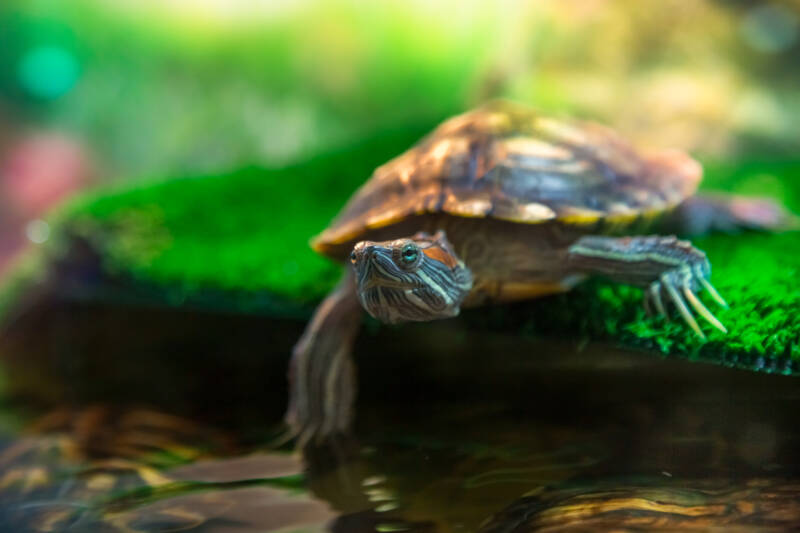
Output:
[1,303,799,531]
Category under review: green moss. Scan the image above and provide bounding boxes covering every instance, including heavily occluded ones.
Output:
[4,137,800,374]
[517,226,800,371]
[488,159,800,373]
[61,126,433,304]
[640,162,800,369]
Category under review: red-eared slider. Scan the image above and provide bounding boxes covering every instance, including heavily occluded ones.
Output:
[287,101,793,443]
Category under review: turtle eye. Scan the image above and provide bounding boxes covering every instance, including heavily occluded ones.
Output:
[400,244,418,265]
[350,251,357,264]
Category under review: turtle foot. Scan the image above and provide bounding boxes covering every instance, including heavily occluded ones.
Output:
[643,251,728,339]
[285,340,357,449]
[283,271,362,449]
[569,235,729,338]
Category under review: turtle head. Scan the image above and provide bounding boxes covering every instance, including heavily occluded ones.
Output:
[350,230,473,324]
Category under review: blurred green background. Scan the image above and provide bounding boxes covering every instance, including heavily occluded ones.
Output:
[0,0,799,364]
[2,0,798,180]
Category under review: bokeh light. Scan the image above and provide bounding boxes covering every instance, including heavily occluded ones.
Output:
[24,220,50,244]
[17,45,80,100]
[741,4,799,53]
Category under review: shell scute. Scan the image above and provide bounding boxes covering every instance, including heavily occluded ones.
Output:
[313,101,701,255]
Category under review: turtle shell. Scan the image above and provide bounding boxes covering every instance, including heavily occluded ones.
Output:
[313,101,701,256]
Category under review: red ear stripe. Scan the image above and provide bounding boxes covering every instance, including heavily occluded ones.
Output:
[422,245,459,269]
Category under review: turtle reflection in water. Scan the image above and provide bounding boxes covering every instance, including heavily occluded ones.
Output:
[288,100,795,443]
[4,408,800,532]
[480,479,800,532]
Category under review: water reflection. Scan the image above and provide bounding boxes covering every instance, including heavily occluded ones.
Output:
[482,479,800,532]
[1,305,800,531]
[110,486,335,533]
[0,408,335,532]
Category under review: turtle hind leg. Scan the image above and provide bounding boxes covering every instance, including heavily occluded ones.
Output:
[663,194,799,236]
[285,271,362,447]
[568,235,728,339]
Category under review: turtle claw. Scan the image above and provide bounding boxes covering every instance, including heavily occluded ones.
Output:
[647,282,669,319]
[683,286,727,334]
[699,276,728,308]
[644,265,727,339]
[664,281,704,338]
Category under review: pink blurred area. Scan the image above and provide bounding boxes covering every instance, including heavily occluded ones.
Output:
[0,133,95,276]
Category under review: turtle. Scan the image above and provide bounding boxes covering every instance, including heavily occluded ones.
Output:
[286,100,794,444]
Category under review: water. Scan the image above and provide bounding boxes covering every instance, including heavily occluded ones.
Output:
[1,302,799,531]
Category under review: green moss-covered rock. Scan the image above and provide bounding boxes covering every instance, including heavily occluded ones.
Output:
[2,131,799,375]
[56,126,435,309]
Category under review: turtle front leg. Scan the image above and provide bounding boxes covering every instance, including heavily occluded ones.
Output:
[286,271,362,446]
[568,235,728,339]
